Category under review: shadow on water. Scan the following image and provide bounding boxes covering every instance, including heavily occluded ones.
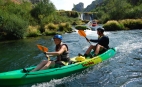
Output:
[0,30,142,87]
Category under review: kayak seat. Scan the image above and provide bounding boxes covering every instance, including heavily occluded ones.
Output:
[68,61,77,64]
[75,56,86,62]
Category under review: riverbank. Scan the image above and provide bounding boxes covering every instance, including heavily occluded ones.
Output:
[0,18,142,42]
[103,19,142,31]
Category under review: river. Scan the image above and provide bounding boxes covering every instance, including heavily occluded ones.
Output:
[0,29,142,87]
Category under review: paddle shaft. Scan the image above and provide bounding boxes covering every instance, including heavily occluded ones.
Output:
[78,30,91,45]
[85,37,91,45]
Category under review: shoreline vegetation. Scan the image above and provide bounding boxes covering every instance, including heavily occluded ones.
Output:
[0,0,142,41]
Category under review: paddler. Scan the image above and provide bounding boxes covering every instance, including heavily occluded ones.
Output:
[30,34,70,72]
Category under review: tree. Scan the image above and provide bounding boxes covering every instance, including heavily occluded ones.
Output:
[30,0,56,33]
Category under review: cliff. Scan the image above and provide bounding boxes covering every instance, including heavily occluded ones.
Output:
[72,2,84,12]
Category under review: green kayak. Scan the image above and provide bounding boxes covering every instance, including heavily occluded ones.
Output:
[0,48,117,86]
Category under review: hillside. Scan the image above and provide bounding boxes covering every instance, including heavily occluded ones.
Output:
[11,0,21,4]
[11,0,41,4]
[72,2,84,12]
[72,0,104,12]
[84,0,104,12]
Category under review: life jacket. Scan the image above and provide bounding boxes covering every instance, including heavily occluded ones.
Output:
[55,44,70,62]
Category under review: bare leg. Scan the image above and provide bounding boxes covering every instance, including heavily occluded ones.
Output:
[40,61,55,70]
[85,45,96,55]
[95,44,104,55]
[31,60,48,72]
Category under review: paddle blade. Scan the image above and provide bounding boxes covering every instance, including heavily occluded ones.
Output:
[37,45,48,52]
[78,30,86,37]
[78,30,92,45]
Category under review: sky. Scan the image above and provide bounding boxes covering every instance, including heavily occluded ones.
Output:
[50,0,95,11]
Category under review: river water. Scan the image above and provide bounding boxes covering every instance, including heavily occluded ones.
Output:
[0,29,142,87]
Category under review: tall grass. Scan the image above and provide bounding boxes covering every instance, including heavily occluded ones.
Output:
[103,19,142,31]
[119,19,142,29]
[26,26,41,37]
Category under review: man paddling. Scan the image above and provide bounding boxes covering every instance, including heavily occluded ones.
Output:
[79,27,109,57]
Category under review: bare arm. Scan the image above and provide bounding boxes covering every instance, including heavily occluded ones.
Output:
[45,45,67,56]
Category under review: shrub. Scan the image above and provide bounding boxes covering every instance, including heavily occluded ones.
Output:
[47,23,58,31]
[26,26,41,37]
[75,25,87,30]
[44,29,63,35]
[103,20,124,31]
[119,19,142,29]
[58,23,72,32]
[44,30,57,35]
[3,14,28,39]
[64,23,72,32]
[58,23,66,31]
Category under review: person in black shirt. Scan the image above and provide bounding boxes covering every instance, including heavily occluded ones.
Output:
[81,27,109,57]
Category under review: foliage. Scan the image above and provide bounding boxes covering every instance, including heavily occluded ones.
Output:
[0,1,29,40]
[124,5,142,19]
[103,19,142,31]
[44,29,63,36]
[30,0,56,33]
[26,26,41,37]
[75,25,88,30]
[92,0,142,23]
[103,20,124,31]
[3,13,28,39]
[44,30,57,35]
[119,19,142,29]
[30,0,56,21]
[58,23,72,32]
[1,0,141,40]
[3,0,32,23]
[47,23,58,31]
[0,0,82,40]
[57,10,79,18]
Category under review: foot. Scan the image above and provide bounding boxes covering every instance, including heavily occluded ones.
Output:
[92,54,97,57]
[78,53,83,56]
[84,54,88,57]
[22,68,29,73]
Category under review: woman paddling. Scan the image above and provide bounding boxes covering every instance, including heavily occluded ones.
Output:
[31,34,70,72]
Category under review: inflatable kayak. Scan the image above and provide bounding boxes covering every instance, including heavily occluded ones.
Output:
[0,48,117,86]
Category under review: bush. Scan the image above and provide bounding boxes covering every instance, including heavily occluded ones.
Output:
[47,23,58,31]
[64,23,72,32]
[26,26,41,37]
[75,25,87,30]
[58,23,72,32]
[3,14,28,39]
[44,29,63,35]
[44,30,57,35]
[103,20,124,31]
[119,19,142,29]
[124,6,142,19]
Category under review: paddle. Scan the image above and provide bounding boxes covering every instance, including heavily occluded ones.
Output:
[37,44,48,52]
[37,44,50,60]
[78,30,91,45]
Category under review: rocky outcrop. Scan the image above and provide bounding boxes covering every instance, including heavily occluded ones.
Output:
[72,2,84,12]
[84,0,104,12]
[72,0,104,12]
